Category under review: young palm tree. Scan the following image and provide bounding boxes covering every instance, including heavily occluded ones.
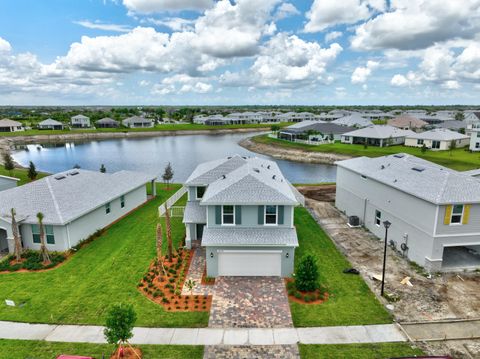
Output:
[36,212,51,265]
[164,203,173,262]
[11,208,23,262]
[156,223,163,261]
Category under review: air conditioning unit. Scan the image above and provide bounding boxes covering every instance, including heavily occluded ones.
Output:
[348,216,360,227]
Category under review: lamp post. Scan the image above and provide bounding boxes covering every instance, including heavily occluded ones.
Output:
[381,220,391,297]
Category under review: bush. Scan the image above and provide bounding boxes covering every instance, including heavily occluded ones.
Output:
[294,291,302,299]
[295,255,319,292]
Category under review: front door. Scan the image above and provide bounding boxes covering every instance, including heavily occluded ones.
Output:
[196,224,204,240]
[0,229,8,253]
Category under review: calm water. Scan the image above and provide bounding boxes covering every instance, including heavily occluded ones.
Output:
[12,132,336,183]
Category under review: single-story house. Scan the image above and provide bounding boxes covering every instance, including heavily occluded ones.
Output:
[388,115,428,131]
[405,129,470,150]
[38,118,64,130]
[0,175,19,192]
[122,116,154,128]
[341,125,415,147]
[336,153,480,272]
[0,119,23,132]
[332,114,373,128]
[0,169,156,254]
[96,117,119,128]
[278,121,355,142]
[182,155,304,277]
[71,115,91,128]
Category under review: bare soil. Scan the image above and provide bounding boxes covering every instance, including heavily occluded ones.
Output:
[110,346,142,359]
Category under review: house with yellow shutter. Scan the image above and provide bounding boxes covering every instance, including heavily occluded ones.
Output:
[335,153,480,272]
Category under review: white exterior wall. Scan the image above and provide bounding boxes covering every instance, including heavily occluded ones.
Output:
[470,130,480,151]
[0,177,18,192]
[405,137,470,150]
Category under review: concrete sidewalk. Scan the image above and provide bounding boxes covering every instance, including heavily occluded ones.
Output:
[0,321,405,345]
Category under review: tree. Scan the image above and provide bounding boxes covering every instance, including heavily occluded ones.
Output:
[36,212,51,265]
[164,203,173,262]
[104,303,138,359]
[455,112,465,121]
[449,139,457,156]
[162,162,174,189]
[156,223,163,261]
[100,164,106,173]
[421,144,427,153]
[363,139,368,149]
[27,161,38,181]
[271,124,280,133]
[10,208,23,262]
[295,255,319,292]
[3,152,15,176]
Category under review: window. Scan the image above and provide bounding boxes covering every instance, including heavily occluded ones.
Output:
[450,205,464,224]
[46,225,55,244]
[120,195,125,208]
[344,136,350,141]
[432,140,440,149]
[105,202,111,214]
[265,205,278,225]
[476,142,480,149]
[375,210,381,226]
[31,224,55,244]
[417,139,424,145]
[222,205,234,225]
[196,186,206,199]
[32,224,40,244]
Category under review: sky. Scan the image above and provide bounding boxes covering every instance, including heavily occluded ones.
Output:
[0,0,479,106]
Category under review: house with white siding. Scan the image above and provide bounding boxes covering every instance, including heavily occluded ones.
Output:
[405,129,470,150]
[336,154,480,272]
[122,116,154,128]
[0,119,23,132]
[341,125,415,147]
[70,115,90,128]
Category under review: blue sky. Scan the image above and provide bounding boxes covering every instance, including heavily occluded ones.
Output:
[0,0,479,106]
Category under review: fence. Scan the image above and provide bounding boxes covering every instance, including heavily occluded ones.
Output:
[158,186,187,217]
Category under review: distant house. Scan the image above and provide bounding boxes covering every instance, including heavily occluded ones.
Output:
[405,129,470,150]
[341,125,415,147]
[122,116,154,128]
[336,153,480,272]
[0,175,19,192]
[0,169,156,254]
[70,115,91,128]
[279,121,354,142]
[469,124,480,151]
[388,115,428,131]
[96,117,119,128]
[333,114,373,128]
[38,118,64,130]
[182,155,304,277]
[0,119,23,132]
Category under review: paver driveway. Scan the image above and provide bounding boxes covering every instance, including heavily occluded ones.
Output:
[203,345,300,359]
[208,276,293,328]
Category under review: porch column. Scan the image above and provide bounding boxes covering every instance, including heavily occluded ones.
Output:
[7,237,15,254]
[185,224,192,249]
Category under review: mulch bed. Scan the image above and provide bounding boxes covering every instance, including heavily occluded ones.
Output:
[110,346,142,359]
[285,278,329,305]
[201,268,215,285]
[138,248,212,312]
[0,250,68,273]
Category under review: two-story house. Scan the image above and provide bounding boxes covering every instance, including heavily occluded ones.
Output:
[70,114,91,128]
[182,155,304,277]
[335,154,480,272]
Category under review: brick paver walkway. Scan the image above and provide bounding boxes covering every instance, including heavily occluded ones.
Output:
[203,345,300,359]
[182,247,215,296]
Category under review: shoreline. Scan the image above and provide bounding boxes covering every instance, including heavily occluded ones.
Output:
[239,137,352,165]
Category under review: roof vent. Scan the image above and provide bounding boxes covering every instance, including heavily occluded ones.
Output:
[381,165,385,169]
[267,165,271,169]
[412,166,425,172]
[54,175,66,180]
[69,170,79,176]
[393,154,405,158]
[253,168,260,173]
[272,175,276,180]
[221,174,226,179]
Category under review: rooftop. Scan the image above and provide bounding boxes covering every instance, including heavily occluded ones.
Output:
[202,227,298,247]
[342,125,416,139]
[388,115,428,128]
[407,128,469,141]
[0,118,22,127]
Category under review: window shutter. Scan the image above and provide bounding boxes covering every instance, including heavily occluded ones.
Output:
[258,205,264,225]
[444,205,452,225]
[462,205,471,224]
[215,206,221,225]
[278,205,284,225]
[235,205,242,225]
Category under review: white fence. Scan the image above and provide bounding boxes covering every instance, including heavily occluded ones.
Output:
[158,186,187,217]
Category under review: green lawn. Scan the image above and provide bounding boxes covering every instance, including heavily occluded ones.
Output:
[0,164,48,185]
[0,184,209,327]
[255,134,480,171]
[299,343,424,359]
[291,207,392,327]
[0,339,203,359]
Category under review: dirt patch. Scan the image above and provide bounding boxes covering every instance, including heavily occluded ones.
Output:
[297,185,336,202]
[110,346,142,359]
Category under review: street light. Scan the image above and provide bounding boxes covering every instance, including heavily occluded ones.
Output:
[381,220,391,297]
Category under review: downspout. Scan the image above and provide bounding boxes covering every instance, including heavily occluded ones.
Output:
[363,197,368,225]
[66,223,72,250]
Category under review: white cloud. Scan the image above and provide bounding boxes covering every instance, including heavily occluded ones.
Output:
[73,20,132,33]
[304,0,386,32]
[441,80,460,90]
[274,3,300,20]
[152,74,213,94]
[390,72,422,87]
[0,37,12,52]
[351,60,379,84]
[325,31,342,43]
[123,0,214,13]
[145,17,195,31]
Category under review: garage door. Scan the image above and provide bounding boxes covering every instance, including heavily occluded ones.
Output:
[218,250,282,276]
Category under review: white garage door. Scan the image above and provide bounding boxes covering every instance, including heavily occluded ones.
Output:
[218,250,282,276]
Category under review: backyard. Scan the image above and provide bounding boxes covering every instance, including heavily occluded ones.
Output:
[254,134,480,171]
[0,164,48,185]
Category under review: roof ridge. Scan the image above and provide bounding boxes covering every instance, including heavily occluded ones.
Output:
[45,176,64,224]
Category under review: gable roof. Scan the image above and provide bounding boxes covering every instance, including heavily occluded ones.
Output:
[0,169,155,225]
[333,114,373,128]
[185,155,248,186]
[123,116,152,123]
[71,114,89,120]
[388,115,428,129]
[96,117,119,124]
[336,154,480,204]
[281,122,354,135]
[342,125,415,139]
[407,128,469,141]
[0,119,22,127]
[38,118,63,126]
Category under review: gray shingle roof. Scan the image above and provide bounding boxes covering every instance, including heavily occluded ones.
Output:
[71,114,89,120]
[0,169,155,225]
[388,115,428,129]
[342,125,415,139]
[333,114,373,128]
[38,118,63,126]
[0,119,22,127]
[407,128,469,141]
[281,122,354,135]
[336,154,480,204]
[185,155,248,186]
[202,227,298,247]
[183,201,206,223]
[96,117,119,124]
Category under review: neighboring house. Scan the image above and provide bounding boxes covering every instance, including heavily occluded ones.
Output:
[432,120,466,132]
[278,121,354,142]
[122,116,154,128]
[0,169,156,254]
[335,153,480,272]
[182,155,304,277]
[70,115,91,128]
[388,115,428,131]
[0,175,19,192]
[96,117,119,128]
[469,124,480,151]
[333,114,373,128]
[38,118,64,130]
[0,119,23,132]
[226,112,263,124]
[405,129,470,150]
[341,125,415,147]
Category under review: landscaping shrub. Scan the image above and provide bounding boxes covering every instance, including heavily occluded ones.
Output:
[295,255,319,292]
[0,250,66,272]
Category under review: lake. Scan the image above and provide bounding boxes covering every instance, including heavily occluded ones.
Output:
[12,132,336,184]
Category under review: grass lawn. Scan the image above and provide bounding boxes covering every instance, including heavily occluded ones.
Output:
[255,134,480,171]
[0,164,48,185]
[0,339,203,359]
[0,184,209,327]
[299,343,424,359]
[291,207,392,327]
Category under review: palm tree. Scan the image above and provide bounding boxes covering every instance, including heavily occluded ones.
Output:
[156,223,163,261]
[164,203,173,262]
[36,212,51,265]
[10,208,23,262]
